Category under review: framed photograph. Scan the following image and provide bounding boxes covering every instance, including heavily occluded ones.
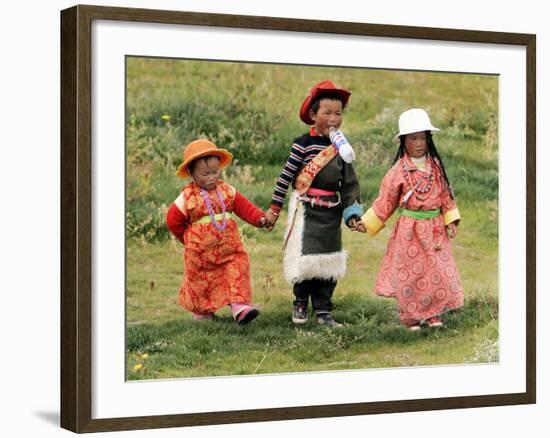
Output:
[60,4,536,433]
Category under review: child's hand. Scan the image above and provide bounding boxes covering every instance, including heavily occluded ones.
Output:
[355,221,367,233]
[259,217,267,228]
[446,222,458,239]
[348,217,367,233]
[264,209,279,232]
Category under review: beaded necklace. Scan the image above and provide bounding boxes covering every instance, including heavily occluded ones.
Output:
[403,156,435,201]
[200,187,228,231]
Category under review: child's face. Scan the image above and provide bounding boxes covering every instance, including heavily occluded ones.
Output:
[309,98,343,137]
[404,131,428,158]
[190,156,221,190]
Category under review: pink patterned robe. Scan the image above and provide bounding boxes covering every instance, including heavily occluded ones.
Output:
[362,154,464,325]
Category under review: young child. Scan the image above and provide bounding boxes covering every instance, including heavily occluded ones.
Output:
[264,80,365,328]
[166,139,266,325]
[361,108,464,330]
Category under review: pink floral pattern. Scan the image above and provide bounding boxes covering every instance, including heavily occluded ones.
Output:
[372,155,464,325]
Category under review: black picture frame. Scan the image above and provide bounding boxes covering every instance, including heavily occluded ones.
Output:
[60,4,536,433]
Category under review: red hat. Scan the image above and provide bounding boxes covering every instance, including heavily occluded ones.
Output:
[299,80,351,125]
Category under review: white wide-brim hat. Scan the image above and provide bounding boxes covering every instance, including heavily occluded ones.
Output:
[393,108,440,143]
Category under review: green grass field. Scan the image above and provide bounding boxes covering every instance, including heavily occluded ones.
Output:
[125,57,499,380]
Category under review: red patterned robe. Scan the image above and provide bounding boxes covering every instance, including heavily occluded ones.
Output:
[166,180,265,315]
[362,154,464,325]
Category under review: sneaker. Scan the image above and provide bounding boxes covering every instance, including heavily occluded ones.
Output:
[236,307,259,325]
[292,303,308,324]
[426,316,443,328]
[231,303,260,325]
[316,313,343,328]
[407,322,422,332]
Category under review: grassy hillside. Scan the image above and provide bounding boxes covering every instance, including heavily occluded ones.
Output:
[125,57,499,379]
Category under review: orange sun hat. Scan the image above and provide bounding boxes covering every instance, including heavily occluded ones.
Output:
[299,80,351,125]
[176,139,233,178]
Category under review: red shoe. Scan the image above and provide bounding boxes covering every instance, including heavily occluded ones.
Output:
[426,316,443,328]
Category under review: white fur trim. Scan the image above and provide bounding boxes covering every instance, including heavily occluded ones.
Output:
[283,192,303,282]
[284,251,348,284]
[283,192,347,284]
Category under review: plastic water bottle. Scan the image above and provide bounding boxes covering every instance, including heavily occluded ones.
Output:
[329,127,355,163]
[329,127,349,150]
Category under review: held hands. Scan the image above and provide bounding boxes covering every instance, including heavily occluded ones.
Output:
[348,217,367,233]
[263,209,280,232]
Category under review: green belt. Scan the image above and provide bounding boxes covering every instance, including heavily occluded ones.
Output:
[399,208,441,219]
[194,212,233,225]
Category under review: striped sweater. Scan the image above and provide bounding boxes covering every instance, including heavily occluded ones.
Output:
[271,128,332,210]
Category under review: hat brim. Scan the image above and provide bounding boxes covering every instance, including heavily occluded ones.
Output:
[299,88,351,125]
[176,149,233,178]
[392,127,440,143]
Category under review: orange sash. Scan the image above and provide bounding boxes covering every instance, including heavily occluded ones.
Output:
[294,145,338,195]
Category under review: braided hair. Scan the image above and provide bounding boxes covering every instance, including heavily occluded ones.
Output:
[393,131,454,198]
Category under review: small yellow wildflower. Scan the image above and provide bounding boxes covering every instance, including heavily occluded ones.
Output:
[133,363,143,371]
[161,114,171,122]
[140,353,149,360]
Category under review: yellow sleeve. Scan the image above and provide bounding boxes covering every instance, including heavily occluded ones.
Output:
[443,208,461,225]
[361,208,385,237]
